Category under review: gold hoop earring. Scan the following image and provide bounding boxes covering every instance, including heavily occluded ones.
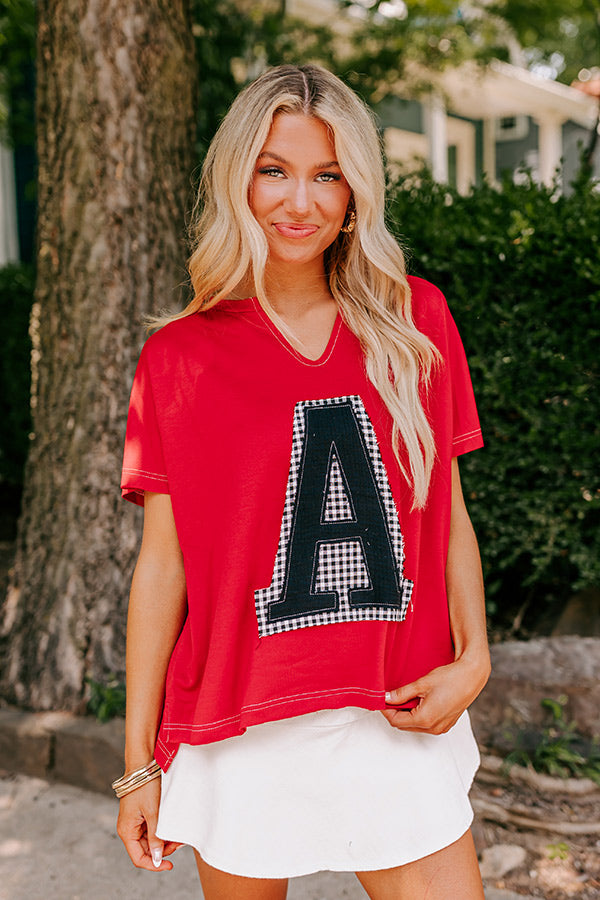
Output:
[340,208,356,234]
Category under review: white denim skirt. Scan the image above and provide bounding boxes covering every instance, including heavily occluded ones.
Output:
[156,707,479,879]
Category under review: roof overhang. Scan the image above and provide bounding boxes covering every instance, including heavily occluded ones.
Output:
[434,60,599,129]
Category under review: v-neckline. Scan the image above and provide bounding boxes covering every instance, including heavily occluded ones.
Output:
[251,298,342,367]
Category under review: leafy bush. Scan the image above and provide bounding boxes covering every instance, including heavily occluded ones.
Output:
[0,262,33,488]
[504,696,600,784]
[388,171,599,632]
[86,675,126,723]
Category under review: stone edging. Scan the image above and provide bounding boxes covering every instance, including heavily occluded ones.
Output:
[0,705,124,796]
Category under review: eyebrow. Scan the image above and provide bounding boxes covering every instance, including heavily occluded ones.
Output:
[257,151,341,168]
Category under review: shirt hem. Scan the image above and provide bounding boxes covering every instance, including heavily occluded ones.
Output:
[452,431,484,456]
[121,471,170,506]
[154,687,386,770]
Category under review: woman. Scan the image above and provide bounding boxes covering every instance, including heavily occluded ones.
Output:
[116,64,490,899]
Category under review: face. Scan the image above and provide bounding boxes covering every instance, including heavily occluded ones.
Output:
[249,113,352,271]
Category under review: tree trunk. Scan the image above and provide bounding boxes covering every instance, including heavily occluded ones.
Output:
[0,0,197,710]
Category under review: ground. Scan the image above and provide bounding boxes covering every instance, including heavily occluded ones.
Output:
[471,753,600,899]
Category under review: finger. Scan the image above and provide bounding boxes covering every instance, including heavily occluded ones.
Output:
[135,840,174,872]
[381,707,427,731]
[162,841,184,857]
[145,811,173,871]
[120,819,173,871]
[385,680,425,707]
[122,833,165,872]
[382,704,460,734]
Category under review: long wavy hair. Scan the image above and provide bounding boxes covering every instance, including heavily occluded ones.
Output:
[152,64,440,509]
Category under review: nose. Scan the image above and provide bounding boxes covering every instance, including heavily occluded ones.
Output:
[284,178,312,217]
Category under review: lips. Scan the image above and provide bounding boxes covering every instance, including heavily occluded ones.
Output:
[273,223,319,238]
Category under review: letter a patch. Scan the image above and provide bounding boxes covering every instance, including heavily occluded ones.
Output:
[254,396,413,636]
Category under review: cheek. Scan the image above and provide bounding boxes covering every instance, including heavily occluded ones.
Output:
[248,183,279,222]
[333,184,352,214]
[248,176,267,212]
[330,195,351,227]
[247,183,259,219]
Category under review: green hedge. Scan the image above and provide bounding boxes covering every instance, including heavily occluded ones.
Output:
[0,262,33,488]
[388,171,599,630]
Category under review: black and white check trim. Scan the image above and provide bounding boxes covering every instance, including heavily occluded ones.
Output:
[254,395,413,637]
[321,447,356,522]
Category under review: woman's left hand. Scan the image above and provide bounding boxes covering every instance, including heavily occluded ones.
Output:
[381,650,490,735]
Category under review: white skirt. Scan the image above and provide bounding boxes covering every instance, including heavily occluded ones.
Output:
[156,707,479,879]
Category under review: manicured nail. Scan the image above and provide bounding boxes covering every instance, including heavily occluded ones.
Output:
[385,691,392,703]
[152,848,163,868]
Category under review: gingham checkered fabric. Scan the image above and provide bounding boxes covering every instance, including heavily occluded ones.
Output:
[254,396,413,637]
[321,449,356,522]
[313,540,372,593]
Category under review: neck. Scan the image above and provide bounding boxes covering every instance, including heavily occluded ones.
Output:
[231,259,335,320]
[232,258,338,358]
[265,258,333,318]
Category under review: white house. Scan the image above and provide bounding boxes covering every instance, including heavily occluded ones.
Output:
[382,60,599,193]
[290,0,600,194]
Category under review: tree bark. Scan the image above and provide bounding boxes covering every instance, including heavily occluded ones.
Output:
[0,0,197,709]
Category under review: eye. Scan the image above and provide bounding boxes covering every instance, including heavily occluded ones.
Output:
[316,172,342,183]
[257,166,285,178]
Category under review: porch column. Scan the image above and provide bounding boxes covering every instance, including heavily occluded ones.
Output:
[482,117,497,186]
[0,142,19,265]
[425,93,448,183]
[536,115,564,187]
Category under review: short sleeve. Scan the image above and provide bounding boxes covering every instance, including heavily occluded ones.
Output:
[444,306,484,457]
[121,345,169,506]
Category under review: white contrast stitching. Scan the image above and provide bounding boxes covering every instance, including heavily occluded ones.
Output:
[122,466,168,481]
[162,687,384,732]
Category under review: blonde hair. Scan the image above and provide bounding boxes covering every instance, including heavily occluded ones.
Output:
[154,65,439,509]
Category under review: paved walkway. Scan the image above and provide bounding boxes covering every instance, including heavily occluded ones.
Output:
[0,773,532,900]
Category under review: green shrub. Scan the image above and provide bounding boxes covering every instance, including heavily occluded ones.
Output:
[0,262,33,488]
[504,696,600,783]
[388,171,600,631]
[86,675,126,722]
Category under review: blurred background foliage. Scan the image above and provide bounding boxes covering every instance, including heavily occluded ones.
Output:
[0,0,35,148]
[192,0,338,156]
[388,169,599,634]
[0,0,598,632]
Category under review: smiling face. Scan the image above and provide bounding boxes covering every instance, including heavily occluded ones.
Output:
[249,113,352,274]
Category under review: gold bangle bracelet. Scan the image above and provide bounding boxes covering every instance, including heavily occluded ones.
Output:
[112,759,158,789]
[114,769,161,798]
[112,760,161,798]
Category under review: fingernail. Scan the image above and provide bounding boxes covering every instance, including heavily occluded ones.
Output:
[152,848,163,868]
[385,691,392,703]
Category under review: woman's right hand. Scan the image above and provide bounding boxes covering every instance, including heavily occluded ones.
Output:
[116,778,182,871]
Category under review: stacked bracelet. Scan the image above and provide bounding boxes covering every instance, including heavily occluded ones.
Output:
[112,760,162,798]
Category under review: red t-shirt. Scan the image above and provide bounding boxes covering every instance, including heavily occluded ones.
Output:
[121,276,483,770]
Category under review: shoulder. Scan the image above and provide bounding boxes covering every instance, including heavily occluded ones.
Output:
[406,275,448,313]
[137,317,198,375]
[406,275,450,337]
[141,299,249,363]
[143,313,200,353]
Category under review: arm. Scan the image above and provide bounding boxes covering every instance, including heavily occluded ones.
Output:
[382,457,491,733]
[116,492,188,871]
